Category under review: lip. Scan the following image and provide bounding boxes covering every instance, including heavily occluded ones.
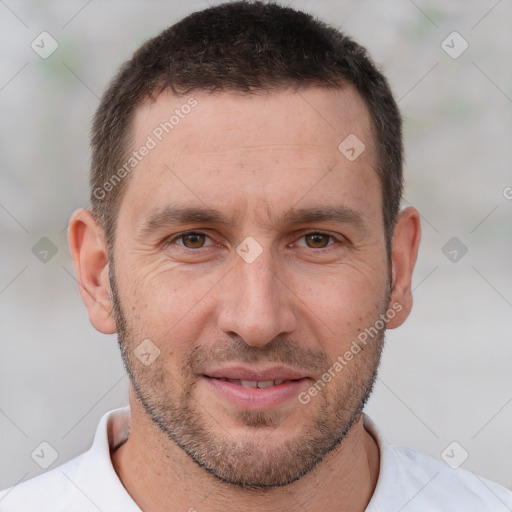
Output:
[203,366,308,381]
[200,370,311,410]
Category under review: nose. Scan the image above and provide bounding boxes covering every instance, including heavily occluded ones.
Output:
[216,246,297,347]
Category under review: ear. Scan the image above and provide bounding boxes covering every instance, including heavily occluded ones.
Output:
[68,209,117,334]
[387,206,421,329]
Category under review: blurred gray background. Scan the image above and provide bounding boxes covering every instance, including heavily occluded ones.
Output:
[1,0,511,491]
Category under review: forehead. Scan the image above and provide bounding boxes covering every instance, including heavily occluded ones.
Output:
[119,86,379,230]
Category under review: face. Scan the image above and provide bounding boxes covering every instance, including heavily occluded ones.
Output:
[109,86,392,488]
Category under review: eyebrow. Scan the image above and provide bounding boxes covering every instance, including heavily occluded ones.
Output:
[138,203,368,236]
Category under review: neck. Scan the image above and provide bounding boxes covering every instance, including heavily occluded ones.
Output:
[112,392,380,512]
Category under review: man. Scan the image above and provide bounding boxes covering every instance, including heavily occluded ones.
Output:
[1,1,510,510]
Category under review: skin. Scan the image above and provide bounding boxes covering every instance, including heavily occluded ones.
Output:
[69,85,421,512]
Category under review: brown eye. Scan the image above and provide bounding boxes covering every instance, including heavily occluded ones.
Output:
[304,233,331,248]
[180,233,207,248]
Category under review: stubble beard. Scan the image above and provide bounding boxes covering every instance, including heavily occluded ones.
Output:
[109,263,388,490]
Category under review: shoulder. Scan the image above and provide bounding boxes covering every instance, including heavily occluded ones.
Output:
[0,406,136,512]
[385,445,512,510]
[363,414,512,511]
[0,454,86,512]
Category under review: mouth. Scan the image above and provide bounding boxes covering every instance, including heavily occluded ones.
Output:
[200,368,311,410]
[206,376,303,388]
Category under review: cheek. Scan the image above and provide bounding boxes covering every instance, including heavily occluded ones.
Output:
[120,261,221,347]
[296,263,388,347]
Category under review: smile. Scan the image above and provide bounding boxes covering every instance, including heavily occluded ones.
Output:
[201,374,310,410]
[209,377,291,388]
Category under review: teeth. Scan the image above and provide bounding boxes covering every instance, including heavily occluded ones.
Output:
[240,380,258,388]
[257,380,275,388]
[223,379,288,388]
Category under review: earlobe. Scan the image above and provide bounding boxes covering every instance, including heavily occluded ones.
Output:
[68,209,117,334]
[387,206,421,329]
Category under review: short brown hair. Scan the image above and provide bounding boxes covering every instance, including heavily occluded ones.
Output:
[90,0,403,254]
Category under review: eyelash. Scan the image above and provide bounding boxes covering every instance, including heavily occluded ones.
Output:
[165,230,343,252]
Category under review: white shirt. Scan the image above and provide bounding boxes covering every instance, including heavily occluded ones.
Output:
[1,406,511,511]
